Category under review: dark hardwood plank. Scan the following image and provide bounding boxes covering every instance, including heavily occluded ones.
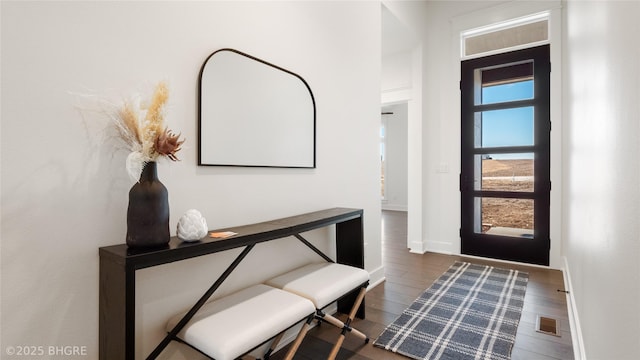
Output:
[272,210,574,359]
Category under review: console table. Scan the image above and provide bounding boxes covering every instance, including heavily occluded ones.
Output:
[99,207,364,360]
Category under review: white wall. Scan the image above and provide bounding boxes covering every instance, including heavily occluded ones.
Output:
[383,0,501,254]
[381,103,408,211]
[381,51,413,94]
[380,26,422,248]
[0,1,382,359]
[380,12,412,214]
[563,1,640,359]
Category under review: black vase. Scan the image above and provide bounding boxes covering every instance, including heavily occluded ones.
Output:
[126,161,170,248]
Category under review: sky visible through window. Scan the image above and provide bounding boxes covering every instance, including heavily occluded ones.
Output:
[481,80,534,159]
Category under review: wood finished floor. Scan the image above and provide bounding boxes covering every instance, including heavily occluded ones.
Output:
[273,210,574,360]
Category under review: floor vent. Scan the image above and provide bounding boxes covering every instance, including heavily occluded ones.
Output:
[536,315,560,337]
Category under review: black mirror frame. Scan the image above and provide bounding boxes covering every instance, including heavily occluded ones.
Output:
[197,48,316,168]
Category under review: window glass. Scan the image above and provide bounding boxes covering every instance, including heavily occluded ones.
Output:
[474,107,534,148]
[482,80,533,104]
[464,19,548,57]
[474,153,534,192]
[474,197,534,238]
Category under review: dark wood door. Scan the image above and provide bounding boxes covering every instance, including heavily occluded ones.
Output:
[460,45,551,266]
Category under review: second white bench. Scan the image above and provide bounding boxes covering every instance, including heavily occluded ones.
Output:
[166,284,315,360]
[265,262,370,359]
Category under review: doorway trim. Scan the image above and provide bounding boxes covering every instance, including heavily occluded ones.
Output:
[381,45,423,253]
[451,0,562,268]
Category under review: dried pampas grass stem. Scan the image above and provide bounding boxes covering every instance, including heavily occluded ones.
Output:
[74,81,184,182]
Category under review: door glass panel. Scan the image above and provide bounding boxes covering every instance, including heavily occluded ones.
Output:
[482,79,533,104]
[474,197,534,238]
[474,153,534,192]
[476,107,534,148]
[476,61,534,105]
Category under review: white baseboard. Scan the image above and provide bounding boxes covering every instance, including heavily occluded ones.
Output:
[410,241,453,255]
[409,241,426,254]
[381,204,408,212]
[368,265,385,290]
[425,240,454,255]
[562,256,586,360]
[408,238,454,255]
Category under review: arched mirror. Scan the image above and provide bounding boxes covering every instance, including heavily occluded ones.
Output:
[198,48,316,168]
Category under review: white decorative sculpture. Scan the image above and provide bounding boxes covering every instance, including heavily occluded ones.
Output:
[177,209,208,242]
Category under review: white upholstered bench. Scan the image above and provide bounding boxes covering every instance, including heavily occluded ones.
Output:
[265,262,370,359]
[166,284,315,360]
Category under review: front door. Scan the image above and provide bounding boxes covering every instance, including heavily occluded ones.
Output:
[460,45,551,265]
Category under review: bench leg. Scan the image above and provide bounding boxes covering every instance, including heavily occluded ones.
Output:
[327,287,369,360]
[263,332,285,359]
[283,316,314,360]
[321,313,368,341]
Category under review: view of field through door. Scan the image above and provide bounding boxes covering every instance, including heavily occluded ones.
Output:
[460,45,551,265]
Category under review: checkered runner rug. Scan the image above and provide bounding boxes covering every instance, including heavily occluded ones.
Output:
[374,261,528,360]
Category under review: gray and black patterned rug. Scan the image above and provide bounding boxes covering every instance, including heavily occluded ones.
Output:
[374,261,528,360]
